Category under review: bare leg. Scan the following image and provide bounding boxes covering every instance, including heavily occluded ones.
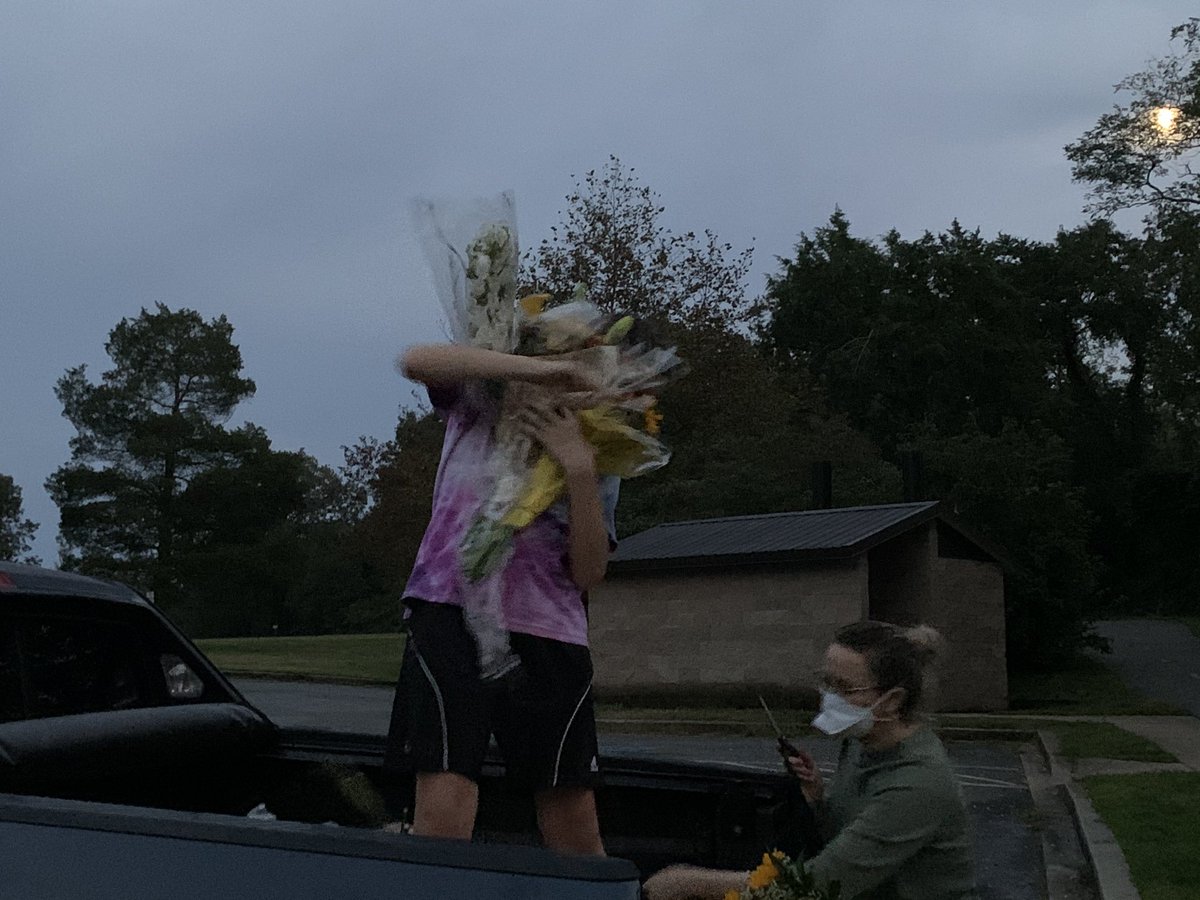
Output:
[535,786,605,855]
[411,771,479,840]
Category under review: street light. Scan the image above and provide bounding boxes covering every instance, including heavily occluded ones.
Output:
[1150,105,1183,140]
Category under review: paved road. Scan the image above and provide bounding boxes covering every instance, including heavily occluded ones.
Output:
[235,678,1045,900]
[1093,619,1200,717]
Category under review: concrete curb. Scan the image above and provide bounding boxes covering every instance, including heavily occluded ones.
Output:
[1037,730,1140,900]
[1018,743,1098,900]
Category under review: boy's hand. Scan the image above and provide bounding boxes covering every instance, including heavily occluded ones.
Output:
[515,402,596,475]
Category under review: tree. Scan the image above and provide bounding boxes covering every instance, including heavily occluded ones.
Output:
[1065,19,1200,217]
[907,421,1099,667]
[523,156,755,329]
[760,212,1055,453]
[520,158,895,527]
[0,474,38,564]
[758,213,1118,667]
[339,408,446,626]
[47,304,256,606]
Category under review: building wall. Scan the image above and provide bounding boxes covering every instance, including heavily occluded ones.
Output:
[589,559,867,701]
[925,556,1008,710]
[868,522,935,625]
[592,525,1009,710]
[867,521,1007,710]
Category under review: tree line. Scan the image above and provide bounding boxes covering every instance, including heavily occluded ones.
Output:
[3,21,1197,669]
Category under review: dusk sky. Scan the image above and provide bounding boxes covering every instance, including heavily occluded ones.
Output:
[3,2,1192,562]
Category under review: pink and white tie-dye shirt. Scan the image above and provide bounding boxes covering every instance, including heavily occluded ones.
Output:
[402,382,620,647]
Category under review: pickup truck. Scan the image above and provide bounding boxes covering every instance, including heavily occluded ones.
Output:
[0,562,815,899]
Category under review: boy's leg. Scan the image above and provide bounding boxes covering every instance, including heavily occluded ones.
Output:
[385,600,493,840]
[414,771,479,840]
[497,632,605,855]
[535,786,604,855]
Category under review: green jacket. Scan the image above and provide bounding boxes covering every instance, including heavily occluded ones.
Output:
[806,727,978,899]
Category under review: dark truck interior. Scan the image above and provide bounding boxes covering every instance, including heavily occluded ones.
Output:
[0,587,817,880]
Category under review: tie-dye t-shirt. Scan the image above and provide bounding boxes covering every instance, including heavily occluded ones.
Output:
[402,382,620,647]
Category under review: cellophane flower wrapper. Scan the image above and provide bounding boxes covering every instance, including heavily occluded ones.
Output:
[409,192,519,351]
[408,195,523,678]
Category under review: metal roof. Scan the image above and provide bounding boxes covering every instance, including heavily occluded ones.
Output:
[0,561,148,605]
[610,501,977,572]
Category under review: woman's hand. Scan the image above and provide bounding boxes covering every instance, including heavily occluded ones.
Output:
[643,864,743,900]
[786,748,825,806]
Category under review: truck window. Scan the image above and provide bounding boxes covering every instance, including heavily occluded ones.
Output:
[19,616,155,719]
[0,620,22,722]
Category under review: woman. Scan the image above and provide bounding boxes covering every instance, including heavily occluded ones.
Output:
[644,621,978,899]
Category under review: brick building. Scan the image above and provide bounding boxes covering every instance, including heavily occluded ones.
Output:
[590,501,1008,711]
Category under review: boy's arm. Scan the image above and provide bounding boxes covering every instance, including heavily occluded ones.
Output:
[400,344,596,391]
[515,404,610,591]
[561,460,610,591]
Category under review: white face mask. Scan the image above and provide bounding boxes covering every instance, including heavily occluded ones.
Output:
[812,689,875,737]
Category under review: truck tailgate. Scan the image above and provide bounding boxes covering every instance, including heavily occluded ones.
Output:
[0,793,641,899]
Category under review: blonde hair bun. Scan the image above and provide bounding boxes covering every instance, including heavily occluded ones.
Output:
[903,624,943,664]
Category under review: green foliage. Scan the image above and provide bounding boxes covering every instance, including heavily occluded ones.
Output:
[45,304,376,637]
[910,421,1099,667]
[46,304,258,601]
[759,206,1200,663]
[338,407,446,613]
[0,474,39,564]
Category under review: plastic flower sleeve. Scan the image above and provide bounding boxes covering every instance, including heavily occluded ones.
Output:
[408,192,519,351]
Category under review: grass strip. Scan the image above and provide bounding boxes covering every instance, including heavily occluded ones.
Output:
[196,634,405,684]
[1008,655,1184,715]
[1083,773,1200,900]
[1053,722,1177,763]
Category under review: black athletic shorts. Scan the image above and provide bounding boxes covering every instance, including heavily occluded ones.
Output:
[384,599,600,791]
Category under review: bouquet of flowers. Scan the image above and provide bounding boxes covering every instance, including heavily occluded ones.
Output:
[411,195,683,678]
[725,851,841,900]
[459,291,682,584]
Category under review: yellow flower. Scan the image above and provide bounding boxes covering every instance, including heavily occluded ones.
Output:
[724,891,742,900]
[747,852,780,890]
[519,293,550,316]
[643,405,663,435]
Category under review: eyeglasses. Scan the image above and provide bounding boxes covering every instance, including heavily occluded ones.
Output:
[813,670,878,695]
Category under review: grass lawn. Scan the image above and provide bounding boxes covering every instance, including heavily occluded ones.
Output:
[195,634,405,684]
[1084,773,1200,900]
[1052,722,1177,763]
[1008,655,1183,715]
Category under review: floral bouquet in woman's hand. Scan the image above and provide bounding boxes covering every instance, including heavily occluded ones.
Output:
[725,851,840,900]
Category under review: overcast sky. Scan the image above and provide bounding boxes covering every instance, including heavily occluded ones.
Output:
[2,1,1192,563]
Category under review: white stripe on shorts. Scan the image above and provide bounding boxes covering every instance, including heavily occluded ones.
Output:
[552,679,593,788]
[410,638,449,771]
